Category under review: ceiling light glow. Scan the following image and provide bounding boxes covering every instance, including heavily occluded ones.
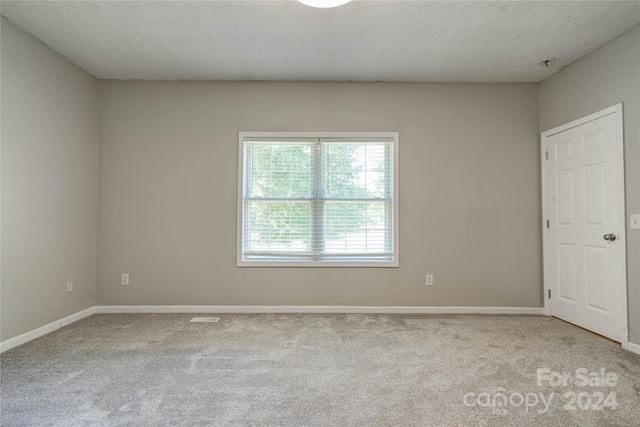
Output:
[297,0,353,8]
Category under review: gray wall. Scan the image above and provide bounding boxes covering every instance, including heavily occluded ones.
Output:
[97,81,541,308]
[539,25,640,344]
[1,20,99,341]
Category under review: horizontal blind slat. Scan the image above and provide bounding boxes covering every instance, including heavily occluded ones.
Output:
[241,136,395,262]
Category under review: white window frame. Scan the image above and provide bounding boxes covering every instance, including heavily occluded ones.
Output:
[237,132,399,267]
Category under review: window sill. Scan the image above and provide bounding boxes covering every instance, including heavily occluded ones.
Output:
[237,260,399,268]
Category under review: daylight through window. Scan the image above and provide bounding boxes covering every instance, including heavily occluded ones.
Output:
[238,133,398,266]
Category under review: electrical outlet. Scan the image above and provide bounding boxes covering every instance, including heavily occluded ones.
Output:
[66,281,73,293]
[426,274,434,286]
[121,274,130,285]
[631,214,640,230]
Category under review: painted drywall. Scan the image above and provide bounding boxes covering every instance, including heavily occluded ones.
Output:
[97,81,541,308]
[539,24,640,344]
[1,19,99,341]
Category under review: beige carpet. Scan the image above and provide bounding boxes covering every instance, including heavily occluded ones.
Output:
[1,313,639,426]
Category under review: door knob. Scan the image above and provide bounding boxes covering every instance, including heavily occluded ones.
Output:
[603,234,617,241]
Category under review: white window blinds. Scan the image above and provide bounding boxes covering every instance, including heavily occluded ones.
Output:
[238,133,398,266]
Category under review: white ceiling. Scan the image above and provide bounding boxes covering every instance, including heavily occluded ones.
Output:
[1,1,639,83]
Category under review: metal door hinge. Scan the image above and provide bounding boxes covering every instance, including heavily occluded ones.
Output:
[546,220,550,229]
[545,151,548,160]
[548,289,551,299]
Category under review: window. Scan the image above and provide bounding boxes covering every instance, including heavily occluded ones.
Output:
[237,132,398,267]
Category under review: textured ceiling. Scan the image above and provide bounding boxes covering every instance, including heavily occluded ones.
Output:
[1,1,639,83]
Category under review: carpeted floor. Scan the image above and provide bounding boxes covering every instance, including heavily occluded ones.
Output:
[1,314,639,426]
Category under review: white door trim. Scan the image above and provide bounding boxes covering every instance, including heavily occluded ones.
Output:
[541,103,628,349]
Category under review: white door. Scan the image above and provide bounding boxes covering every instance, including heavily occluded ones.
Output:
[544,106,626,343]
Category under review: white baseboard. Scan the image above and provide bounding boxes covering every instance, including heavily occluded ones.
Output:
[0,306,95,353]
[4,305,636,356]
[94,305,544,315]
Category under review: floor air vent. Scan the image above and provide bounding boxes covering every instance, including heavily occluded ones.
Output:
[190,317,220,323]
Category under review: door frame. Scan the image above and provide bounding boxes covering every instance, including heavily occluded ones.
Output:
[540,103,628,349]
